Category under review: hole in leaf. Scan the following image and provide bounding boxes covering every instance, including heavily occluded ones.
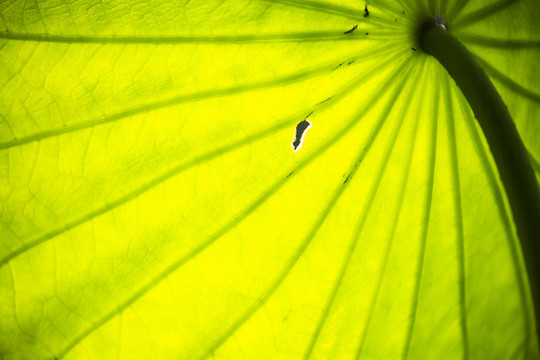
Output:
[291,119,313,152]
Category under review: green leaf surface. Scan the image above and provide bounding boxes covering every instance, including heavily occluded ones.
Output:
[1,0,539,359]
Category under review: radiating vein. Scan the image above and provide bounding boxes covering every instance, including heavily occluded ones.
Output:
[200,56,415,360]
[452,0,519,29]
[456,87,534,351]
[304,59,420,360]
[447,0,471,22]
[49,56,411,359]
[473,54,540,104]
[529,151,540,175]
[444,76,469,360]
[402,74,440,360]
[199,153,353,360]
[0,49,403,268]
[457,33,540,49]
[0,118,286,267]
[0,31,380,44]
[354,61,426,360]
[393,0,418,16]
[52,108,346,360]
[439,0,451,17]
[0,42,399,150]
[261,0,364,21]
[367,0,406,19]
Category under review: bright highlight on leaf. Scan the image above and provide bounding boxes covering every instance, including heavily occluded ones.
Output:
[1,0,539,359]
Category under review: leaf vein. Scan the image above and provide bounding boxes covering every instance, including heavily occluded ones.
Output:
[52,61,403,358]
[0,48,402,268]
[474,54,540,104]
[0,43,397,150]
[354,60,426,360]
[199,58,413,360]
[402,71,440,360]
[445,76,469,360]
[0,31,385,44]
[452,0,520,29]
[456,86,534,351]
[303,59,417,360]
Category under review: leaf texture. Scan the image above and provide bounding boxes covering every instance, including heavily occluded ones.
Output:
[1,0,539,359]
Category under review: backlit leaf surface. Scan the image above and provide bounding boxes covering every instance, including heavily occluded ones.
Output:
[1,0,539,359]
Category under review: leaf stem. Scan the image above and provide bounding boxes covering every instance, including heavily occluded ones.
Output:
[419,18,540,351]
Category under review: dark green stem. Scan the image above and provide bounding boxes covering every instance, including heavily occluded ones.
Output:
[419,19,540,349]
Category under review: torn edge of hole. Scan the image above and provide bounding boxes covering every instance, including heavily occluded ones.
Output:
[344,24,358,34]
[291,119,313,152]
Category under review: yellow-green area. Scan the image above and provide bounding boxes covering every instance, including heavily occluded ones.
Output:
[0,0,539,359]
